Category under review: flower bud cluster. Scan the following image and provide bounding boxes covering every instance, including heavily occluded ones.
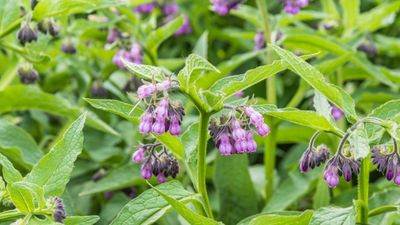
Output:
[209,106,270,155]
[18,63,39,84]
[37,18,60,37]
[112,43,143,69]
[17,21,38,45]
[299,144,330,173]
[323,153,360,188]
[210,0,245,15]
[371,145,400,185]
[283,0,309,15]
[132,144,179,183]
[46,197,66,223]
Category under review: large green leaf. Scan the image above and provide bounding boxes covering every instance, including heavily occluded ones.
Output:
[238,211,313,225]
[271,44,359,123]
[0,0,20,34]
[110,181,202,225]
[24,114,86,197]
[0,153,23,184]
[64,216,100,225]
[340,0,359,32]
[0,85,117,135]
[80,163,141,196]
[254,104,342,135]
[154,133,185,160]
[357,1,400,32]
[214,154,258,225]
[309,206,356,225]
[0,119,42,169]
[151,183,220,225]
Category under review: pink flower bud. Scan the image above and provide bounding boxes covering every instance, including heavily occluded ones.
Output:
[137,84,157,99]
[132,147,145,163]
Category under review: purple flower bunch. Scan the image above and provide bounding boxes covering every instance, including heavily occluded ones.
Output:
[323,153,360,188]
[17,21,38,45]
[135,2,156,14]
[209,106,270,155]
[283,0,309,15]
[49,197,66,223]
[210,0,245,16]
[132,144,179,183]
[112,43,143,69]
[138,80,185,136]
[299,144,330,173]
[371,145,400,185]
[107,28,122,44]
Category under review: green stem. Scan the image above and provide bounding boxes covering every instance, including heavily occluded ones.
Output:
[0,209,24,221]
[197,111,213,219]
[357,155,370,224]
[368,205,398,217]
[256,0,277,201]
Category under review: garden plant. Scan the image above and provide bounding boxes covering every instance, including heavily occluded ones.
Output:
[0,0,400,224]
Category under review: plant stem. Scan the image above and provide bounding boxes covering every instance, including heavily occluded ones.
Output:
[368,205,398,217]
[357,155,370,224]
[0,209,24,221]
[197,111,213,219]
[256,0,277,201]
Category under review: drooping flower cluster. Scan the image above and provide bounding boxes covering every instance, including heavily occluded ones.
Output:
[37,18,60,37]
[112,43,143,69]
[210,0,245,15]
[17,21,38,45]
[371,145,400,185]
[323,153,360,188]
[61,39,77,54]
[46,197,66,223]
[283,0,309,14]
[17,63,39,84]
[132,144,179,183]
[209,106,270,155]
[138,79,185,136]
[299,144,330,173]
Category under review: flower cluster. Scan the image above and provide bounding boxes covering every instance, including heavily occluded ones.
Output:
[299,144,330,173]
[112,43,143,69]
[138,79,185,136]
[37,18,60,37]
[210,0,244,15]
[371,145,400,185]
[323,153,360,188]
[283,0,309,15]
[47,197,66,223]
[135,2,156,14]
[17,21,38,45]
[61,39,77,54]
[18,63,39,84]
[132,144,179,183]
[209,106,270,155]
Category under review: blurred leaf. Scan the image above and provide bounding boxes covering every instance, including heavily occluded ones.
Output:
[84,98,143,123]
[150,183,220,225]
[0,85,117,135]
[193,31,208,59]
[9,182,38,212]
[231,5,261,27]
[80,163,141,196]
[313,178,330,209]
[348,123,369,159]
[110,181,202,225]
[340,0,359,31]
[271,44,359,123]
[313,90,337,127]
[0,0,20,34]
[124,61,165,81]
[0,119,42,167]
[64,216,100,225]
[238,210,313,225]
[309,206,356,225]
[24,114,86,197]
[357,1,400,32]
[214,154,258,224]
[0,153,23,184]
[98,193,130,225]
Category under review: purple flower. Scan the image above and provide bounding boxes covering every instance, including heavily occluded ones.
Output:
[152,118,166,134]
[244,106,264,126]
[231,119,246,141]
[157,173,167,183]
[154,98,169,119]
[217,132,233,155]
[331,105,344,121]
[132,146,145,163]
[139,110,153,134]
[210,0,244,15]
[254,31,266,50]
[112,49,129,69]
[169,115,181,136]
[256,123,270,136]
[51,197,66,223]
[246,132,257,152]
[137,84,157,99]
[323,154,360,188]
[156,80,172,92]
[299,144,330,173]
[234,91,244,97]
[129,43,143,64]
[371,145,400,185]
[283,0,309,14]
[175,16,192,36]
[323,164,340,188]
[61,40,77,54]
[18,64,39,84]
[107,28,121,44]
[141,163,153,179]
[135,2,155,14]
[357,41,377,57]
[162,3,179,16]
[17,21,38,45]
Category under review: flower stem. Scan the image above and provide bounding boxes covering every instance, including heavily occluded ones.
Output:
[368,205,398,217]
[357,155,370,224]
[197,111,213,219]
[0,209,24,221]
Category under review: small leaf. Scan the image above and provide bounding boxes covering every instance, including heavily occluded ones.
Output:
[0,153,23,184]
[24,114,86,197]
[313,90,337,126]
[8,182,36,213]
[110,181,202,225]
[193,31,208,58]
[309,206,356,225]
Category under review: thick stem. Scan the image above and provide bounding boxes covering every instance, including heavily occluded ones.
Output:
[0,209,24,221]
[357,155,370,224]
[197,112,213,219]
[256,0,277,202]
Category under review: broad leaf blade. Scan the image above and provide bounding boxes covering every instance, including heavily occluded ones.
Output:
[309,206,356,225]
[0,153,23,184]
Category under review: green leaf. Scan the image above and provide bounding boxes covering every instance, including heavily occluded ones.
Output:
[9,182,38,213]
[146,15,184,56]
[150,183,221,225]
[230,5,261,27]
[0,0,20,34]
[214,154,258,224]
[357,1,400,32]
[0,153,23,184]
[154,133,185,160]
[178,54,219,93]
[80,163,141,196]
[340,0,359,31]
[238,211,313,225]
[64,216,100,225]
[110,181,203,225]
[193,31,208,59]
[313,178,330,209]
[124,62,165,81]
[254,104,342,135]
[271,44,359,123]
[24,114,86,197]
[348,123,370,159]
[0,85,117,135]
[98,193,130,225]
[84,98,144,123]
[0,119,42,169]
[313,90,337,126]
[309,206,356,225]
